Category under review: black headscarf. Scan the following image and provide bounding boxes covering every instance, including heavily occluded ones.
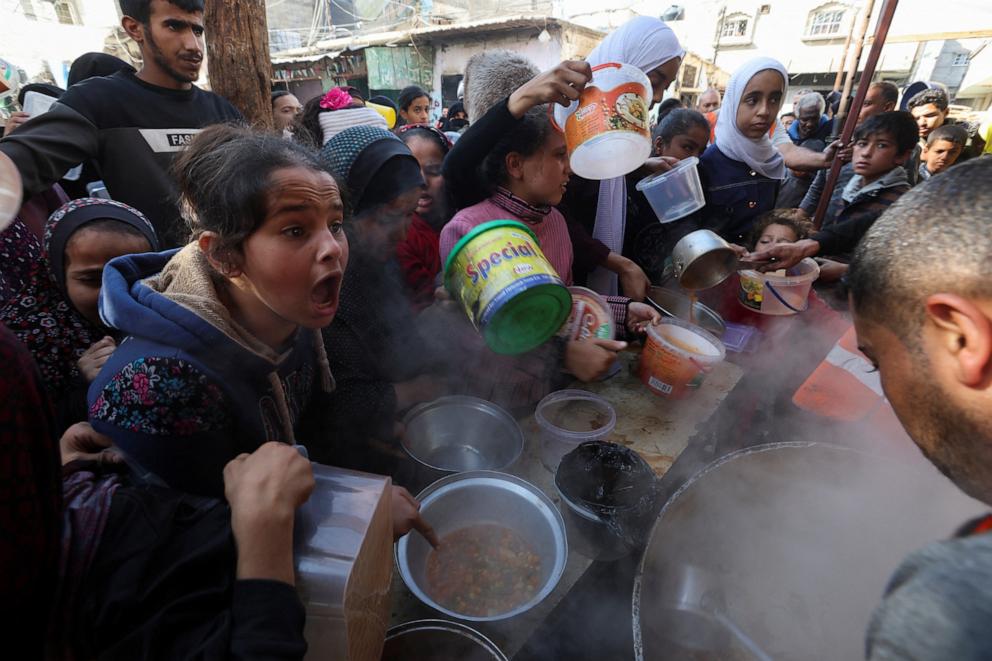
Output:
[0,198,158,396]
[318,125,424,215]
[67,53,135,87]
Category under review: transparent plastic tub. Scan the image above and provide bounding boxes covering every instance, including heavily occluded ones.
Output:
[635,156,706,224]
[535,389,616,472]
[738,258,820,316]
[639,318,726,399]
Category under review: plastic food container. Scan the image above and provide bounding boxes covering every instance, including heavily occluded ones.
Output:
[292,462,392,661]
[558,286,615,341]
[444,220,571,355]
[635,156,706,224]
[549,62,653,180]
[535,389,616,471]
[738,258,820,315]
[639,319,726,399]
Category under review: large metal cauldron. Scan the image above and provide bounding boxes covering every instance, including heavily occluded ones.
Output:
[634,442,984,660]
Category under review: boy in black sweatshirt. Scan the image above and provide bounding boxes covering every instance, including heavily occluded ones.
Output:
[0,0,242,246]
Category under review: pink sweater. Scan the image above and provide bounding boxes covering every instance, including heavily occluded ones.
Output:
[439,198,574,285]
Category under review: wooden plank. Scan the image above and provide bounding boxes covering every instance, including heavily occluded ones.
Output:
[869,29,992,43]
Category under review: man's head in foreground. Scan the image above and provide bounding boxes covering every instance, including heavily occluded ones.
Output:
[849,157,992,503]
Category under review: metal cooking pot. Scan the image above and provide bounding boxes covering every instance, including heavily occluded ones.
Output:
[396,471,568,622]
[633,442,986,660]
[381,620,507,661]
[401,396,524,493]
[671,229,739,290]
[646,286,726,337]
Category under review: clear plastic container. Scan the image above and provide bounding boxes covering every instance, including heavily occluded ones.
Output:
[535,389,616,471]
[639,319,726,399]
[550,62,653,180]
[635,156,706,224]
[293,461,393,661]
[738,258,820,316]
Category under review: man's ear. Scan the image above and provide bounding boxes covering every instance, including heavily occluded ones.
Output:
[654,136,665,156]
[924,293,992,388]
[198,232,243,278]
[121,15,145,44]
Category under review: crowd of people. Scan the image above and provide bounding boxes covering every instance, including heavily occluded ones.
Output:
[0,0,990,658]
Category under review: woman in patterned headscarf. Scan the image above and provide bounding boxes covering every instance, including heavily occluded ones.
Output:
[0,197,158,430]
[316,126,447,466]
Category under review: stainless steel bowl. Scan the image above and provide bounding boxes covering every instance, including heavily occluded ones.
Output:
[402,397,524,489]
[671,229,739,291]
[382,620,507,661]
[646,286,727,337]
[396,471,568,622]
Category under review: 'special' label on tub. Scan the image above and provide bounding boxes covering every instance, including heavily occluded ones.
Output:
[445,222,566,341]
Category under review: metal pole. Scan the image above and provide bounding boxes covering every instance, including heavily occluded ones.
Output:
[813,0,899,230]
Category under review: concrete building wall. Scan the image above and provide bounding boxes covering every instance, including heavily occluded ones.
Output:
[427,29,565,121]
[563,0,992,103]
[266,0,316,31]
[1,0,121,90]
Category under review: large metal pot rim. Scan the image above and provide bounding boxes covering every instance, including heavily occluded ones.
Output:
[384,619,508,661]
[396,470,568,622]
[632,441,818,660]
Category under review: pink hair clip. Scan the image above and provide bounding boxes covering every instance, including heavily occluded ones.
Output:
[319,87,353,110]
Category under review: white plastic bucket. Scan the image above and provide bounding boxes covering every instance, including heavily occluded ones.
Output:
[549,62,652,181]
[635,156,706,223]
[738,258,821,315]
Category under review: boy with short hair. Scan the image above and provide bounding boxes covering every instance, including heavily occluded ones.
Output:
[750,111,918,270]
[919,124,968,180]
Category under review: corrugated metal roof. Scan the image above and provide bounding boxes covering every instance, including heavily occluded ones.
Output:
[271,52,341,65]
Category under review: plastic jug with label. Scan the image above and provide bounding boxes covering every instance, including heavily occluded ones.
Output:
[549,62,653,180]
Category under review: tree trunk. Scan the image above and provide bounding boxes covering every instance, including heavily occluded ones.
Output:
[204,0,273,130]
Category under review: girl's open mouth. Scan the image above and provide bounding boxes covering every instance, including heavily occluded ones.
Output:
[311,272,342,313]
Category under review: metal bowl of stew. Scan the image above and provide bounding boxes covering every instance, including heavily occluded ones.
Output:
[381,620,507,661]
[396,471,567,622]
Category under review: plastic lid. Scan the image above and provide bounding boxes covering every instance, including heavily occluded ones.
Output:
[484,282,572,355]
[442,219,537,282]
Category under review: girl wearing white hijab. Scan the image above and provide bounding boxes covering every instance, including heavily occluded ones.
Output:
[698,57,789,243]
[585,16,685,296]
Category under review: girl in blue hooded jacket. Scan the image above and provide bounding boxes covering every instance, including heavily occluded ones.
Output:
[88,124,347,498]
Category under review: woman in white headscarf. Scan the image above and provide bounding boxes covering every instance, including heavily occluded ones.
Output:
[697,57,789,243]
[583,16,685,296]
